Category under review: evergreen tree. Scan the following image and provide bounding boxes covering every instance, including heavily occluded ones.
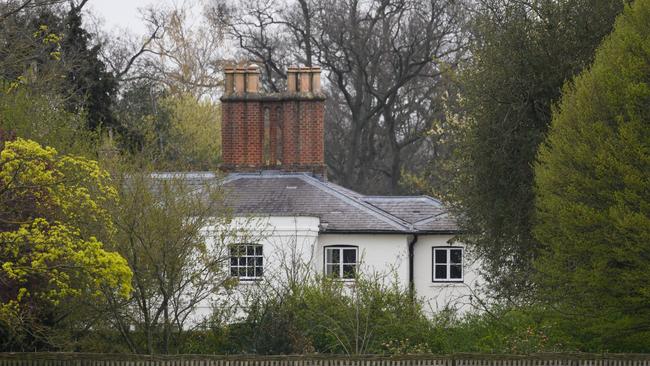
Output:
[60,5,117,130]
[534,0,650,350]
[451,0,625,299]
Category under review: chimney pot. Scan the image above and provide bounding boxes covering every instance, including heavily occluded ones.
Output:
[224,66,235,95]
[246,65,260,93]
[311,67,321,93]
[221,63,325,177]
[287,67,298,92]
[234,67,246,93]
[299,68,311,93]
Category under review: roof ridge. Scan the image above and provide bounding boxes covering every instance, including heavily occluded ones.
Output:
[323,181,362,197]
[220,173,247,184]
[421,195,443,206]
[361,194,443,205]
[361,200,422,226]
[413,211,449,225]
[297,174,413,231]
[363,195,428,201]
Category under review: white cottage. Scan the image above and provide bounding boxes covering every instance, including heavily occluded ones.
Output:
[186,65,481,320]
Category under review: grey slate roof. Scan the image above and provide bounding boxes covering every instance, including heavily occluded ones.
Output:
[152,171,458,234]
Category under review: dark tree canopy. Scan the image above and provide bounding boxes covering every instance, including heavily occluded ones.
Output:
[60,5,117,130]
[450,0,625,300]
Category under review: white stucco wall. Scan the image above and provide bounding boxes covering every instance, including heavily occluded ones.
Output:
[190,216,482,325]
[316,233,409,288]
[191,216,321,324]
[412,235,482,315]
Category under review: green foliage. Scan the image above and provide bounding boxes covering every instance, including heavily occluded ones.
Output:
[114,83,221,170]
[450,0,625,299]
[160,93,221,170]
[0,10,65,92]
[0,4,117,131]
[194,283,602,355]
[0,138,132,351]
[103,160,233,354]
[0,83,98,156]
[223,276,432,355]
[533,0,650,352]
[428,307,579,354]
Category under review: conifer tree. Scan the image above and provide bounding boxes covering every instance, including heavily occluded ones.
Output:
[452,0,625,299]
[534,0,650,350]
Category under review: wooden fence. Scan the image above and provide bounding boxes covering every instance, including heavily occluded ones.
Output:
[1,353,650,366]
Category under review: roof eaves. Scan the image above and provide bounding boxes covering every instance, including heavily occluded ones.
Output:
[320,228,413,234]
[413,229,459,235]
[359,200,421,226]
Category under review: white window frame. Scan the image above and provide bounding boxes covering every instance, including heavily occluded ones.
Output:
[230,243,263,281]
[432,246,464,282]
[324,246,358,280]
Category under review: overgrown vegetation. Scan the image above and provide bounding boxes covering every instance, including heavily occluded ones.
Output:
[0,0,648,355]
[124,278,588,355]
[445,0,626,300]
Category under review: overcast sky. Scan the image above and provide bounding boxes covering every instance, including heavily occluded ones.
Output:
[87,0,172,36]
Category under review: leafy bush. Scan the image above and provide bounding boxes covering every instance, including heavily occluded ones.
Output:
[428,306,580,354]
[215,275,433,355]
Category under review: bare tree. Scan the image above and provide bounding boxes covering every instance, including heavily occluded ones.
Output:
[214,0,468,193]
[0,0,68,21]
[106,1,227,100]
[105,170,235,354]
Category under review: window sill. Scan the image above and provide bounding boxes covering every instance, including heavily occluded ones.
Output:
[324,277,356,283]
[232,277,264,284]
[431,280,464,285]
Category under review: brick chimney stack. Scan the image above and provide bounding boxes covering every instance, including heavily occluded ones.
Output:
[221,64,326,177]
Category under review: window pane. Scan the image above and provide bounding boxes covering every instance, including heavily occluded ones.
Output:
[450,249,462,264]
[435,265,447,279]
[230,244,263,278]
[450,265,462,279]
[326,249,340,264]
[435,249,447,264]
[235,246,245,256]
[326,264,339,278]
[343,249,356,264]
[342,265,356,279]
[256,266,263,277]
